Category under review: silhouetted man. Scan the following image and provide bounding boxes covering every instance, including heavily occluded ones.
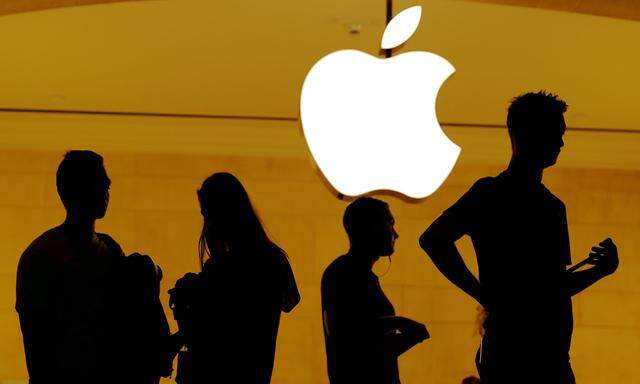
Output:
[420,91,619,383]
[322,197,428,384]
[16,151,172,383]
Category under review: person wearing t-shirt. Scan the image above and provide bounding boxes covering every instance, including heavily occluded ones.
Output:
[420,91,619,383]
[16,151,173,383]
[322,197,429,384]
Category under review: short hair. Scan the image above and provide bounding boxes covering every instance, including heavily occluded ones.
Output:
[343,197,390,242]
[506,91,568,144]
[56,150,106,207]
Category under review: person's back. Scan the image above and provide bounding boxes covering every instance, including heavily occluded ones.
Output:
[190,247,294,383]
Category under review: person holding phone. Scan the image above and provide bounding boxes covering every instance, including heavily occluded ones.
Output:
[420,92,619,383]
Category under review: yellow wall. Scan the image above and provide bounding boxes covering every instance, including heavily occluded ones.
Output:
[1,148,638,383]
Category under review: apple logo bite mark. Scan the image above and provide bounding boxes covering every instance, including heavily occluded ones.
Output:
[300,6,460,199]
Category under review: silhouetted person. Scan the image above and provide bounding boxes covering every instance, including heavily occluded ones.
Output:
[420,91,619,383]
[322,197,429,384]
[169,172,300,384]
[15,151,173,384]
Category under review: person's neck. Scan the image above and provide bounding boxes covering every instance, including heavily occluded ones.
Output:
[347,246,379,270]
[505,156,544,185]
[62,215,96,240]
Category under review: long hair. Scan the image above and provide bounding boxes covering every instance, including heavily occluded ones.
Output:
[197,172,283,269]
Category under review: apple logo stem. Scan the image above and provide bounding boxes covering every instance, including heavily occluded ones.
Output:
[300,5,460,200]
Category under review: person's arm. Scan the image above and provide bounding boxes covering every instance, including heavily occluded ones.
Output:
[18,309,57,380]
[567,238,618,296]
[323,272,420,359]
[377,316,429,357]
[419,215,483,306]
[16,248,57,380]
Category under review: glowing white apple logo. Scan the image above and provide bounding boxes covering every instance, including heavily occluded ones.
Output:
[300,6,460,199]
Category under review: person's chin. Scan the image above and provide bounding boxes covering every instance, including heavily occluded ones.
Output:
[544,156,559,168]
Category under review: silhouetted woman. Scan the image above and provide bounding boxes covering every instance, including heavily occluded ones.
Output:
[170,172,300,384]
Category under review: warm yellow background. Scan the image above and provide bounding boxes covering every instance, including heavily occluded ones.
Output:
[0,0,639,383]
[0,144,638,384]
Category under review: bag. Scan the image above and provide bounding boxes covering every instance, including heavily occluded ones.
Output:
[113,248,174,383]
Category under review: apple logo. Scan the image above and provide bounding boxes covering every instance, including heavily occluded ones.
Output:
[300,5,460,199]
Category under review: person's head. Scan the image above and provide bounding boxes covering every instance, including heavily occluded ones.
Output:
[343,197,398,259]
[56,150,110,220]
[197,172,281,268]
[507,91,568,168]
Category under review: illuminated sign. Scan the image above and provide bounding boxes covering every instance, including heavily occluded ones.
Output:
[300,6,459,199]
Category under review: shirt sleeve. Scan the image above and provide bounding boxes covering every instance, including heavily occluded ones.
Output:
[275,253,300,313]
[15,246,56,313]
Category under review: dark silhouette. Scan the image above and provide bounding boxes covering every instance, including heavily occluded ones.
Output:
[462,376,481,384]
[321,197,429,384]
[420,91,619,383]
[169,172,300,384]
[15,150,173,384]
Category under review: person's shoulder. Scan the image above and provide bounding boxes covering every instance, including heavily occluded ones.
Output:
[261,244,287,264]
[255,246,295,282]
[251,244,288,273]
[322,255,350,284]
[19,226,66,263]
[324,254,349,273]
[458,176,497,201]
[540,185,566,210]
[28,226,65,248]
[472,176,499,191]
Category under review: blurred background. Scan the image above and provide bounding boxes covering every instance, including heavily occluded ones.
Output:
[1,0,639,383]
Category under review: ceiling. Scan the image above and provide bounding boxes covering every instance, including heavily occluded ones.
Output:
[0,0,638,171]
[0,0,638,130]
[3,0,639,21]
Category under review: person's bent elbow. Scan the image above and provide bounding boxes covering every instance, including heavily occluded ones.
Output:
[419,227,440,256]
